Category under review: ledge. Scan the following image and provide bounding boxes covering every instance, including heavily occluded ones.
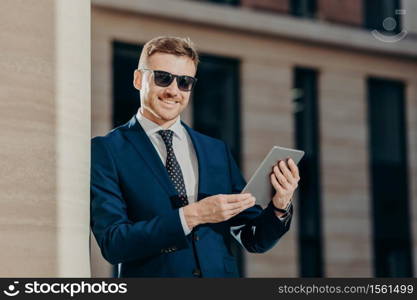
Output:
[92,0,417,59]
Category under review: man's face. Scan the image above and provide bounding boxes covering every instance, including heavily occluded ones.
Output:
[134,53,196,126]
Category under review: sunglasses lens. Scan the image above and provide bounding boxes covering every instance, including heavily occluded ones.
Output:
[153,71,173,87]
[151,70,196,91]
[178,76,195,91]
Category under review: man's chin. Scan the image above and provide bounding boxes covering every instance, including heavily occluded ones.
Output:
[156,110,181,123]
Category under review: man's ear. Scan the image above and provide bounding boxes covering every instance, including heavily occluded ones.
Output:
[133,69,142,90]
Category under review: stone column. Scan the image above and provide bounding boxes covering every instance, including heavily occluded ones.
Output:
[0,0,91,277]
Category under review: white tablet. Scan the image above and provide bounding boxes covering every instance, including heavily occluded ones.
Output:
[242,146,305,208]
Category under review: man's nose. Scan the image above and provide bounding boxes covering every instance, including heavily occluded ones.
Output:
[163,78,179,97]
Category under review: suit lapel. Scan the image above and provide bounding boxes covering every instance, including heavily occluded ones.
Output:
[122,116,177,197]
[182,122,211,200]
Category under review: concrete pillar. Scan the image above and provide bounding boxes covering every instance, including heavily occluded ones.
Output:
[0,0,91,276]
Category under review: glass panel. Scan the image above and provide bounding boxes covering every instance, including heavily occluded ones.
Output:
[293,67,324,277]
[367,77,413,277]
[291,0,317,18]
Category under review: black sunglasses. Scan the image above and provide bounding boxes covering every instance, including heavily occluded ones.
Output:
[140,69,197,92]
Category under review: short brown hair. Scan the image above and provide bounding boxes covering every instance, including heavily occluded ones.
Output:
[138,36,199,68]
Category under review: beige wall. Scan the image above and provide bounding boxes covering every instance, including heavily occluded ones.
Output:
[91,5,417,277]
[0,0,90,276]
[403,0,417,35]
[320,70,371,276]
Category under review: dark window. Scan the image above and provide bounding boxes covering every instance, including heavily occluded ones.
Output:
[193,54,243,276]
[367,77,413,277]
[112,41,143,277]
[112,41,142,127]
[291,0,317,18]
[112,42,241,183]
[196,0,240,6]
[293,67,324,277]
[193,55,241,166]
[364,0,402,33]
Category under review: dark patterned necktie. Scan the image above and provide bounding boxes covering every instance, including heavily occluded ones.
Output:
[158,130,189,208]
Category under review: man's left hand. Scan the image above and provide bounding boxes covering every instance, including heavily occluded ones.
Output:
[270,158,300,212]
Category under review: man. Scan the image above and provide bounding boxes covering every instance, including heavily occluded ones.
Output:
[91,36,300,277]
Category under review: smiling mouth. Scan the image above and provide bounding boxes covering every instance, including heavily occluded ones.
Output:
[159,97,179,105]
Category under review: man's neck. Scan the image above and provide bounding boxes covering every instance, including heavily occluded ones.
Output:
[140,108,179,129]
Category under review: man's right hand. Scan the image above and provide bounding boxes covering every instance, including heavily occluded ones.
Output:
[183,193,255,230]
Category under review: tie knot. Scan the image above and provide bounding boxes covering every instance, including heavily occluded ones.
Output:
[158,130,174,148]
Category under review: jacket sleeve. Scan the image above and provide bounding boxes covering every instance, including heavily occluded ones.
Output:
[90,137,189,265]
[224,143,293,253]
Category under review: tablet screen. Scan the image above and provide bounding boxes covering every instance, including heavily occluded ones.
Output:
[242,146,305,208]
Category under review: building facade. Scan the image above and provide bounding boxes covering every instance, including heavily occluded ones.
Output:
[91,0,417,278]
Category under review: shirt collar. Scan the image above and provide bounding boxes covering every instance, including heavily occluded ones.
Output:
[136,109,185,141]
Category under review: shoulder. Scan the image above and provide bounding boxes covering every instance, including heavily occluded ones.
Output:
[91,122,129,149]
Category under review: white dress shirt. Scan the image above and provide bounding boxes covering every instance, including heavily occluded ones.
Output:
[136,110,197,235]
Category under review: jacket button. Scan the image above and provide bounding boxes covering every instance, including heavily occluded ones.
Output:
[192,268,201,277]
[194,234,199,241]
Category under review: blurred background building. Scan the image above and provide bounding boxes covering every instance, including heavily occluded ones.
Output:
[1,0,416,278]
[91,0,417,278]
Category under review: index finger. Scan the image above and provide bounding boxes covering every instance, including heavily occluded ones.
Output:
[225,193,252,203]
[287,158,299,178]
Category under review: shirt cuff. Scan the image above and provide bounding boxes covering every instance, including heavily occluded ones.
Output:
[273,202,292,221]
[275,211,290,220]
[179,207,192,236]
